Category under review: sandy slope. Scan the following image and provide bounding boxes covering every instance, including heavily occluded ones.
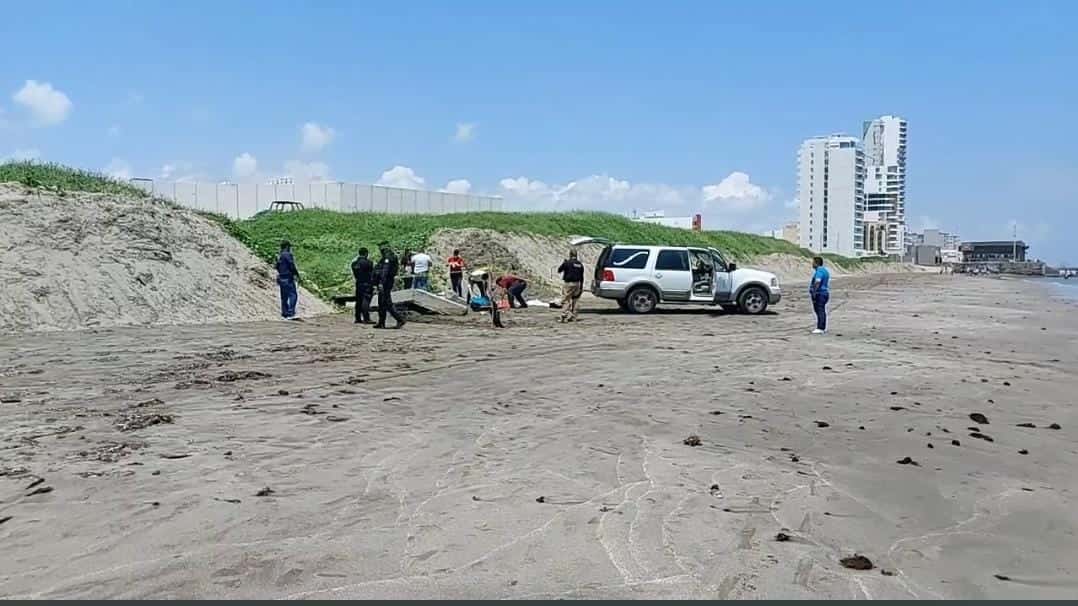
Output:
[0,185,330,334]
[1,274,1075,599]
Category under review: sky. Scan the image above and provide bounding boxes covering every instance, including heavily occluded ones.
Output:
[1,1,1076,263]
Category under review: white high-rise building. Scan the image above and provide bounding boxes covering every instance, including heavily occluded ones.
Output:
[861,115,908,255]
[797,135,865,257]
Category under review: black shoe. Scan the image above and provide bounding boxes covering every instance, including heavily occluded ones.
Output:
[373,324,387,329]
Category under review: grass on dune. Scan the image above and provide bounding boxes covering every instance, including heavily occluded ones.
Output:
[231,209,868,298]
[0,161,151,198]
[2,162,881,299]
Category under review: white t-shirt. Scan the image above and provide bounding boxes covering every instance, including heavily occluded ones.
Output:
[411,252,432,274]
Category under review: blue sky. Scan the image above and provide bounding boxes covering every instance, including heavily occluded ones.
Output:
[2,1,1076,262]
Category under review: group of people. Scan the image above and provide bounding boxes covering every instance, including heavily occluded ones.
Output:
[276,240,830,332]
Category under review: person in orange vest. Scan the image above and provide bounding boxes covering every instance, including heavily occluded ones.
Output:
[447,249,466,298]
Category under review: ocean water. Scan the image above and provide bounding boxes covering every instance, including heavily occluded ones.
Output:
[1039,277,1078,300]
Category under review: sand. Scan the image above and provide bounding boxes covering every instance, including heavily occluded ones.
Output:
[0,185,330,333]
[1,274,1076,599]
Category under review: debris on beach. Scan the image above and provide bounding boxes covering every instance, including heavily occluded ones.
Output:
[840,554,874,570]
[326,415,349,422]
[535,496,546,503]
[214,497,241,504]
[969,432,994,442]
[709,410,723,415]
[969,413,989,425]
[896,457,919,466]
[775,532,791,542]
[994,574,1012,581]
[116,410,174,432]
[0,515,12,525]
[709,484,722,497]
[815,421,830,428]
[683,435,702,447]
[25,477,44,490]
[1018,449,1029,455]
[255,487,275,497]
[952,440,961,446]
[890,406,906,411]
[1048,423,1062,430]
[880,569,895,576]
[217,370,272,383]
[26,486,54,496]
[1016,423,1036,428]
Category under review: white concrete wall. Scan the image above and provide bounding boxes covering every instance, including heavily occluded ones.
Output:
[130,179,503,219]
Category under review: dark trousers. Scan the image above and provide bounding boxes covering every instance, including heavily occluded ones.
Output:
[355,284,372,323]
[508,281,528,308]
[277,277,298,318]
[812,292,829,331]
[376,286,406,327]
[450,272,464,298]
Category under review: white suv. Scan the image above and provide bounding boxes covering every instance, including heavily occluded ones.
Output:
[571,237,782,314]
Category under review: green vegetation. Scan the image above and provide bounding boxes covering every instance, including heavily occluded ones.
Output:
[0,161,151,198]
[232,209,862,297]
[2,162,879,299]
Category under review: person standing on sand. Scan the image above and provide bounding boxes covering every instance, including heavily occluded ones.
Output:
[556,250,585,323]
[275,240,299,320]
[496,273,529,308]
[810,256,831,334]
[351,247,374,324]
[410,250,432,291]
[447,249,466,298]
[374,242,407,329]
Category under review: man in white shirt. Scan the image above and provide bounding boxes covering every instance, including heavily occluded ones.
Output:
[410,251,432,291]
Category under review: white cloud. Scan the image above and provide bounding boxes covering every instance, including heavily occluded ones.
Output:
[301,122,335,152]
[2,148,40,163]
[701,171,771,211]
[377,165,425,189]
[104,158,132,180]
[12,80,72,126]
[232,153,258,179]
[107,125,121,137]
[442,179,472,194]
[453,122,477,143]
[785,198,799,209]
[159,163,176,179]
[283,160,331,181]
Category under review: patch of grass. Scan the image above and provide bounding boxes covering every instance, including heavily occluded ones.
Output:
[234,209,862,297]
[0,161,151,198]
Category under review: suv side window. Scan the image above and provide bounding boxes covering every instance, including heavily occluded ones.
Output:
[608,248,650,270]
[655,249,690,271]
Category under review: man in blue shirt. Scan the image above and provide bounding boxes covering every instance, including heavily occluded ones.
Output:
[810,256,830,334]
[275,240,299,319]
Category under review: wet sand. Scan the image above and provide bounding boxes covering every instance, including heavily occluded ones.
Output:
[2,274,1076,599]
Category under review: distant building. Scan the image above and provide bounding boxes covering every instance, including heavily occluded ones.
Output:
[798,134,865,257]
[960,241,1028,262]
[631,210,700,231]
[781,222,799,245]
[862,115,908,255]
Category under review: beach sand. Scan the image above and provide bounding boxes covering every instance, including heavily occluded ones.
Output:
[1,274,1076,599]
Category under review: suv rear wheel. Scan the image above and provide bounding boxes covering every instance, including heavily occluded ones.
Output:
[626,287,658,314]
[737,286,768,315]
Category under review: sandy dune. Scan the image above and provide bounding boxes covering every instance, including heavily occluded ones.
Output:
[1,275,1076,599]
[0,185,329,333]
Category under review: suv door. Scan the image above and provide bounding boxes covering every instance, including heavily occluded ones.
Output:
[709,248,734,302]
[653,249,692,301]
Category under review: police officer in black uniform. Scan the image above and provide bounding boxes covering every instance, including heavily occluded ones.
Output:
[374,241,407,329]
[351,247,374,324]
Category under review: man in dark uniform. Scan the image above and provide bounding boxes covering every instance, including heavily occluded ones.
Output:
[351,247,374,324]
[374,241,407,329]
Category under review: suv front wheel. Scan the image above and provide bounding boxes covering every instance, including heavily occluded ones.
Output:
[737,286,769,315]
[626,287,658,314]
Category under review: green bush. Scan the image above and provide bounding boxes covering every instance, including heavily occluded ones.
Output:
[0,161,150,198]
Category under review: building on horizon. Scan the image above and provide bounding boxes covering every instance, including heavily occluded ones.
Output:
[960,241,1028,263]
[630,210,701,231]
[861,115,908,255]
[797,134,865,257]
